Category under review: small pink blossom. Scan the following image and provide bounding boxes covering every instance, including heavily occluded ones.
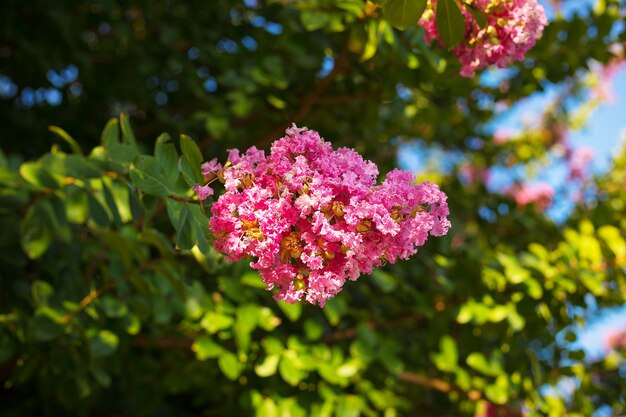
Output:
[605,328,626,351]
[567,146,594,180]
[590,58,625,104]
[493,129,513,145]
[419,0,548,77]
[510,182,554,211]
[201,158,222,177]
[192,184,214,200]
[207,125,451,306]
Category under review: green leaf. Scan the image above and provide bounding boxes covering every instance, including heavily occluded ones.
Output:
[154,133,179,187]
[32,280,55,306]
[255,354,280,377]
[19,162,61,189]
[48,125,83,155]
[101,296,129,318]
[485,375,509,405]
[65,187,89,224]
[278,300,302,322]
[383,0,428,30]
[91,367,112,388]
[371,270,397,293]
[218,351,244,380]
[119,113,138,149]
[467,6,487,29]
[179,155,198,187]
[176,204,195,250]
[234,304,259,353]
[107,143,138,166]
[466,352,501,376]
[431,335,458,372]
[436,0,466,48]
[300,10,331,31]
[240,271,266,289]
[200,312,234,334]
[179,135,203,184]
[102,184,122,227]
[90,330,119,357]
[101,118,121,148]
[279,353,308,386]
[88,194,111,228]
[361,20,379,62]
[64,155,103,178]
[192,336,224,360]
[130,155,172,197]
[32,307,64,341]
[20,202,55,259]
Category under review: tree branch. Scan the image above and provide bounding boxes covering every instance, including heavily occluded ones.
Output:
[62,258,164,323]
[253,42,351,147]
[398,371,482,401]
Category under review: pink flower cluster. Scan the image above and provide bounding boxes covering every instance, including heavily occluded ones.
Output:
[509,181,554,211]
[197,125,451,306]
[419,0,548,77]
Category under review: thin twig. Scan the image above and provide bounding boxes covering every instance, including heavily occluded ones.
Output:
[323,313,423,343]
[253,42,351,147]
[62,258,164,323]
[398,371,482,401]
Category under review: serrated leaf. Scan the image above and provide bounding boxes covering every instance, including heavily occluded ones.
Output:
[383,0,428,30]
[436,0,466,48]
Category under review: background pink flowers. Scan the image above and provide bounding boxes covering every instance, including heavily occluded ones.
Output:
[419,0,547,77]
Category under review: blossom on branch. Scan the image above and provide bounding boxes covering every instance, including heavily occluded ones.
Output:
[197,125,451,306]
[509,181,554,211]
[419,0,548,77]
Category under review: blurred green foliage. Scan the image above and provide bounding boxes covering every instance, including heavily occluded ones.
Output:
[1,0,626,416]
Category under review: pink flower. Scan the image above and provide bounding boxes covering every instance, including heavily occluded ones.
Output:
[192,184,214,200]
[207,125,451,306]
[510,181,554,211]
[493,129,513,145]
[419,0,548,77]
[605,328,626,351]
[567,146,594,180]
[201,158,222,177]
